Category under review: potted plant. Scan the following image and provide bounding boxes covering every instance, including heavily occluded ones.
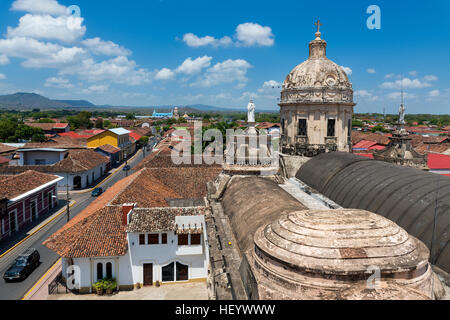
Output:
[105,278,117,295]
[94,280,104,295]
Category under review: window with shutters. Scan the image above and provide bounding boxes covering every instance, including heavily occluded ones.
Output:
[139,234,145,245]
[178,234,188,246]
[148,234,159,245]
[191,234,201,245]
[162,233,168,244]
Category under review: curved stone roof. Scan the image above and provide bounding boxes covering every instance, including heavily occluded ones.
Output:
[280,31,353,105]
[251,209,435,300]
[221,176,307,252]
[254,209,429,276]
[296,152,450,273]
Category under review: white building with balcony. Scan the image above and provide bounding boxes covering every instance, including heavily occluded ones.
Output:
[51,204,210,293]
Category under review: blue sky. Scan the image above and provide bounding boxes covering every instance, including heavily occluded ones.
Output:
[0,0,449,113]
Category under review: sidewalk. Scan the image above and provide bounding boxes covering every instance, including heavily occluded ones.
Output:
[23,259,62,300]
[0,200,74,257]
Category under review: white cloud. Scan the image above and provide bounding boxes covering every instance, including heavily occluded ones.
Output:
[0,37,86,68]
[82,38,131,56]
[428,89,440,97]
[384,73,396,79]
[409,70,417,76]
[11,0,67,16]
[235,23,274,47]
[355,90,378,101]
[7,14,86,43]
[258,80,282,93]
[176,56,212,75]
[380,77,432,89]
[0,54,9,65]
[155,68,175,80]
[60,56,151,85]
[0,74,6,80]
[44,76,73,88]
[367,68,376,74]
[82,84,109,93]
[341,66,352,75]
[182,22,274,48]
[192,59,252,87]
[424,75,438,81]
[387,92,416,100]
[182,33,232,48]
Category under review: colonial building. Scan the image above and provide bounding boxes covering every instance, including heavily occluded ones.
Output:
[279,22,355,157]
[87,128,136,163]
[0,149,109,190]
[0,171,62,241]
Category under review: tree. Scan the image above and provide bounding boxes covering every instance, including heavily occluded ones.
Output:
[31,133,46,142]
[139,136,149,146]
[38,118,55,123]
[126,113,136,120]
[371,125,389,133]
[95,118,104,129]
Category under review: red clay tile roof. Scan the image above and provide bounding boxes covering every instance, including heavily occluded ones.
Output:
[0,156,10,164]
[0,143,18,154]
[127,207,208,233]
[44,206,128,258]
[0,170,60,200]
[353,140,378,150]
[97,144,121,154]
[428,153,450,170]
[352,132,391,146]
[0,149,108,174]
[355,153,374,159]
[415,143,450,155]
[129,132,142,141]
[53,123,69,129]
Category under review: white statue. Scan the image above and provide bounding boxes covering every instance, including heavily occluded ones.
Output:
[399,103,406,125]
[247,99,255,123]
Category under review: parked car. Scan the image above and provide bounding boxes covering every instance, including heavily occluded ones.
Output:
[3,249,40,282]
[91,187,103,197]
[123,165,131,172]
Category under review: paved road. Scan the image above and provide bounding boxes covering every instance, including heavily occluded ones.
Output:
[0,141,156,300]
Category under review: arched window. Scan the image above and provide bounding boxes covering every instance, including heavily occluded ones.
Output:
[162,262,175,282]
[97,263,103,280]
[106,262,113,279]
[176,262,189,281]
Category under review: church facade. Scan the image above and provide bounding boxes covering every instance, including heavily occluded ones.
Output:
[280,22,355,157]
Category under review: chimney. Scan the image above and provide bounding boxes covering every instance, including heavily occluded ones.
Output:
[122,203,136,226]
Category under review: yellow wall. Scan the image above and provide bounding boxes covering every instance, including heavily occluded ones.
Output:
[87,131,119,149]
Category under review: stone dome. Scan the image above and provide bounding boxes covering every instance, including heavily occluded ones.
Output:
[250,209,438,300]
[280,31,354,105]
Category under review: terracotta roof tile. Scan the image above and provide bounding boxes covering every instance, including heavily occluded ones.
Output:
[44,206,128,258]
[97,144,121,154]
[0,170,60,199]
[0,143,18,154]
[0,149,108,174]
[127,207,208,233]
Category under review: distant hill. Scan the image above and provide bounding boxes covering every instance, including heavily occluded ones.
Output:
[0,92,70,109]
[54,99,96,108]
[0,92,276,112]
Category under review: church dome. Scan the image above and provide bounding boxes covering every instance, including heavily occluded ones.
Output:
[280,28,354,105]
[251,209,437,299]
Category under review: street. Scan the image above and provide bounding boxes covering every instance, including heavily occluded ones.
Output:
[0,139,157,300]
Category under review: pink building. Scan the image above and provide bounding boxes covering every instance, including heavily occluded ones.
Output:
[0,171,63,241]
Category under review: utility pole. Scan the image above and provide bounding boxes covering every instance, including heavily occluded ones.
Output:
[66,178,71,222]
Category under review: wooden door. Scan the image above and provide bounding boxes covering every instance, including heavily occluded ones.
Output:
[143,263,153,286]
